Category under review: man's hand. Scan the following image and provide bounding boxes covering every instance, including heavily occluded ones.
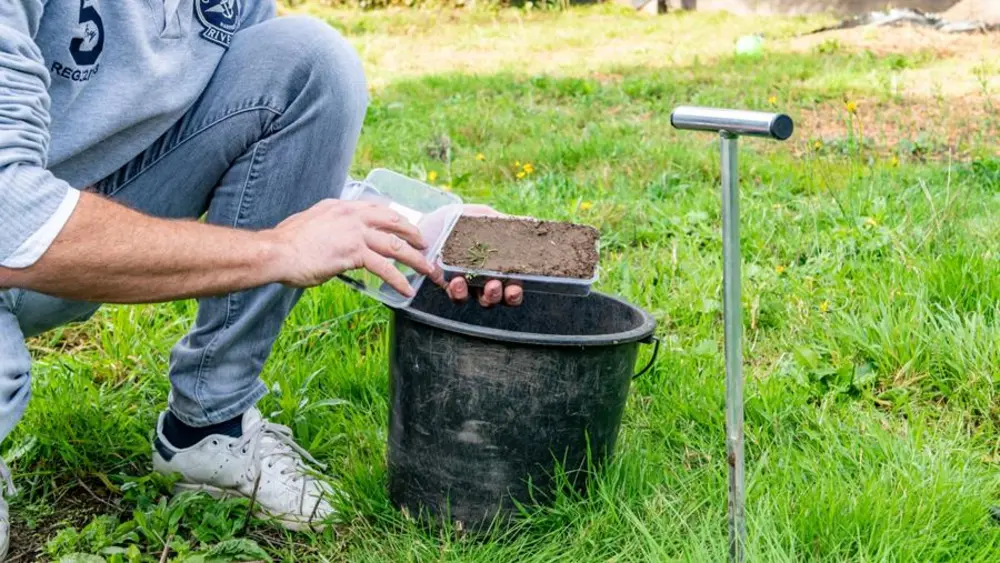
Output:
[443,204,524,308]
[269,200,520,306]
[268,199,442,297]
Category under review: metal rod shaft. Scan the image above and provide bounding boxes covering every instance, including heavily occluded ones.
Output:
[671,105,794,563]
[720,132,746,563]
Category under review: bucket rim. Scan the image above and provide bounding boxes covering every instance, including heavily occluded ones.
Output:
[396,290,657,347]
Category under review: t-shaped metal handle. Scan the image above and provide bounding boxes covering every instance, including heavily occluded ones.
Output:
[671,106,794,141]
[670,106,794,563]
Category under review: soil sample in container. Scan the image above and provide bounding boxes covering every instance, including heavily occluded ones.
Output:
[441,216,600,279]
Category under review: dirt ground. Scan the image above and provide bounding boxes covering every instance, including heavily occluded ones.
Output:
[943,0,1000,22]
[790,25,1000,97]
[8,480,122,562]
[788,21,998,156]
[797,95,997,160]
[693,0,958,16]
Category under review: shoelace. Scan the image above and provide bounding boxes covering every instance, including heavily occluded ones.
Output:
[0,457,15,498]
[233,420,326,484]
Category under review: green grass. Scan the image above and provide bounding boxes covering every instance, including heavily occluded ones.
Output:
[8,5,1000,562]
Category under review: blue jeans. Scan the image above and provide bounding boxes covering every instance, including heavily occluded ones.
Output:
[0,16,368,442]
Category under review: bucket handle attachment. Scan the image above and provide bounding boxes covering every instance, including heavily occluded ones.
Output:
[633,336,660,380]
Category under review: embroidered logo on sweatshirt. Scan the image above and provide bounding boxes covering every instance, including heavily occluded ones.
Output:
[196,0,242,48]
[52,0,104,82]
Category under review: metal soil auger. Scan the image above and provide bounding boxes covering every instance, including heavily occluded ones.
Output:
[670,107,795,563]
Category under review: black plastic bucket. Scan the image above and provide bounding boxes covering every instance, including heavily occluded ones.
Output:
[387,286,658,528]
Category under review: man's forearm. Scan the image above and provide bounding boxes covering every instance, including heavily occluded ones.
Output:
[0,192,286,303]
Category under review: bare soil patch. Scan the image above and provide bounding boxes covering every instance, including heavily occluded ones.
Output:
[943,0,1000,23]
[8,479,123,562]
[790,24,1000,96]
[796,95,998,158]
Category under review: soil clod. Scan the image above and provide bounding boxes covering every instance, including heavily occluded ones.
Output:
[441,216,599,279]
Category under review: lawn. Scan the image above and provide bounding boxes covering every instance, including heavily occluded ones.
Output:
[9,3,1000,562]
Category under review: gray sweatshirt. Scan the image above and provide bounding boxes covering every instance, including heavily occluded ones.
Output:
[0,1,275,268]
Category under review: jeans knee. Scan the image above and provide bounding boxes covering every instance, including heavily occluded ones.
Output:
[0,370,29,407]
[12,291,101,339]
[0,368,29,444]
[252,16,369,122]
[0,310,31,412]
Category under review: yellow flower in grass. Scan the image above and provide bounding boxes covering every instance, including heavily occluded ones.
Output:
[820,300,830,313]
[768,95,778,105]
[523,163,535,174]
[580,201,594,211]
[813,140,823,151]
[516,171,527,180]
[775,265,786,274]
[845,100,858,114]
[890,156,899,167]
[475,152,486,161]
[428,170,438,182]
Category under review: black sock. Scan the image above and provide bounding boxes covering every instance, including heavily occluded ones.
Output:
[162,410,244,449]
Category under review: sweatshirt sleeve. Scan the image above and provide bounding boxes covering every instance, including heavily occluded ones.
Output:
[0,1,81,269]
[242,1,276,28]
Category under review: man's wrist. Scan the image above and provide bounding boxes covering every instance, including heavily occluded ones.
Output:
[255,230,292,287]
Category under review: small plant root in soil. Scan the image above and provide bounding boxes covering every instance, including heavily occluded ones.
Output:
[441,216,599,279]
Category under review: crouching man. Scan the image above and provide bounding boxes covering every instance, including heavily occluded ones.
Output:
[0,1,521,557]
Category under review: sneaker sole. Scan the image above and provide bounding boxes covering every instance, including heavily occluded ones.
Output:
[173,482,329,532]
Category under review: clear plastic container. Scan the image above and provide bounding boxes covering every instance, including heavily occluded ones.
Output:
[439,265,598,296]
[338,169,463,308]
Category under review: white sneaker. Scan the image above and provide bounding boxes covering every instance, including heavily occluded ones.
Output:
[152,408,335,531]
[0,458,15,561]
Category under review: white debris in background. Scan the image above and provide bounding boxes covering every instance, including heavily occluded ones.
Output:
[807,3,999,35]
